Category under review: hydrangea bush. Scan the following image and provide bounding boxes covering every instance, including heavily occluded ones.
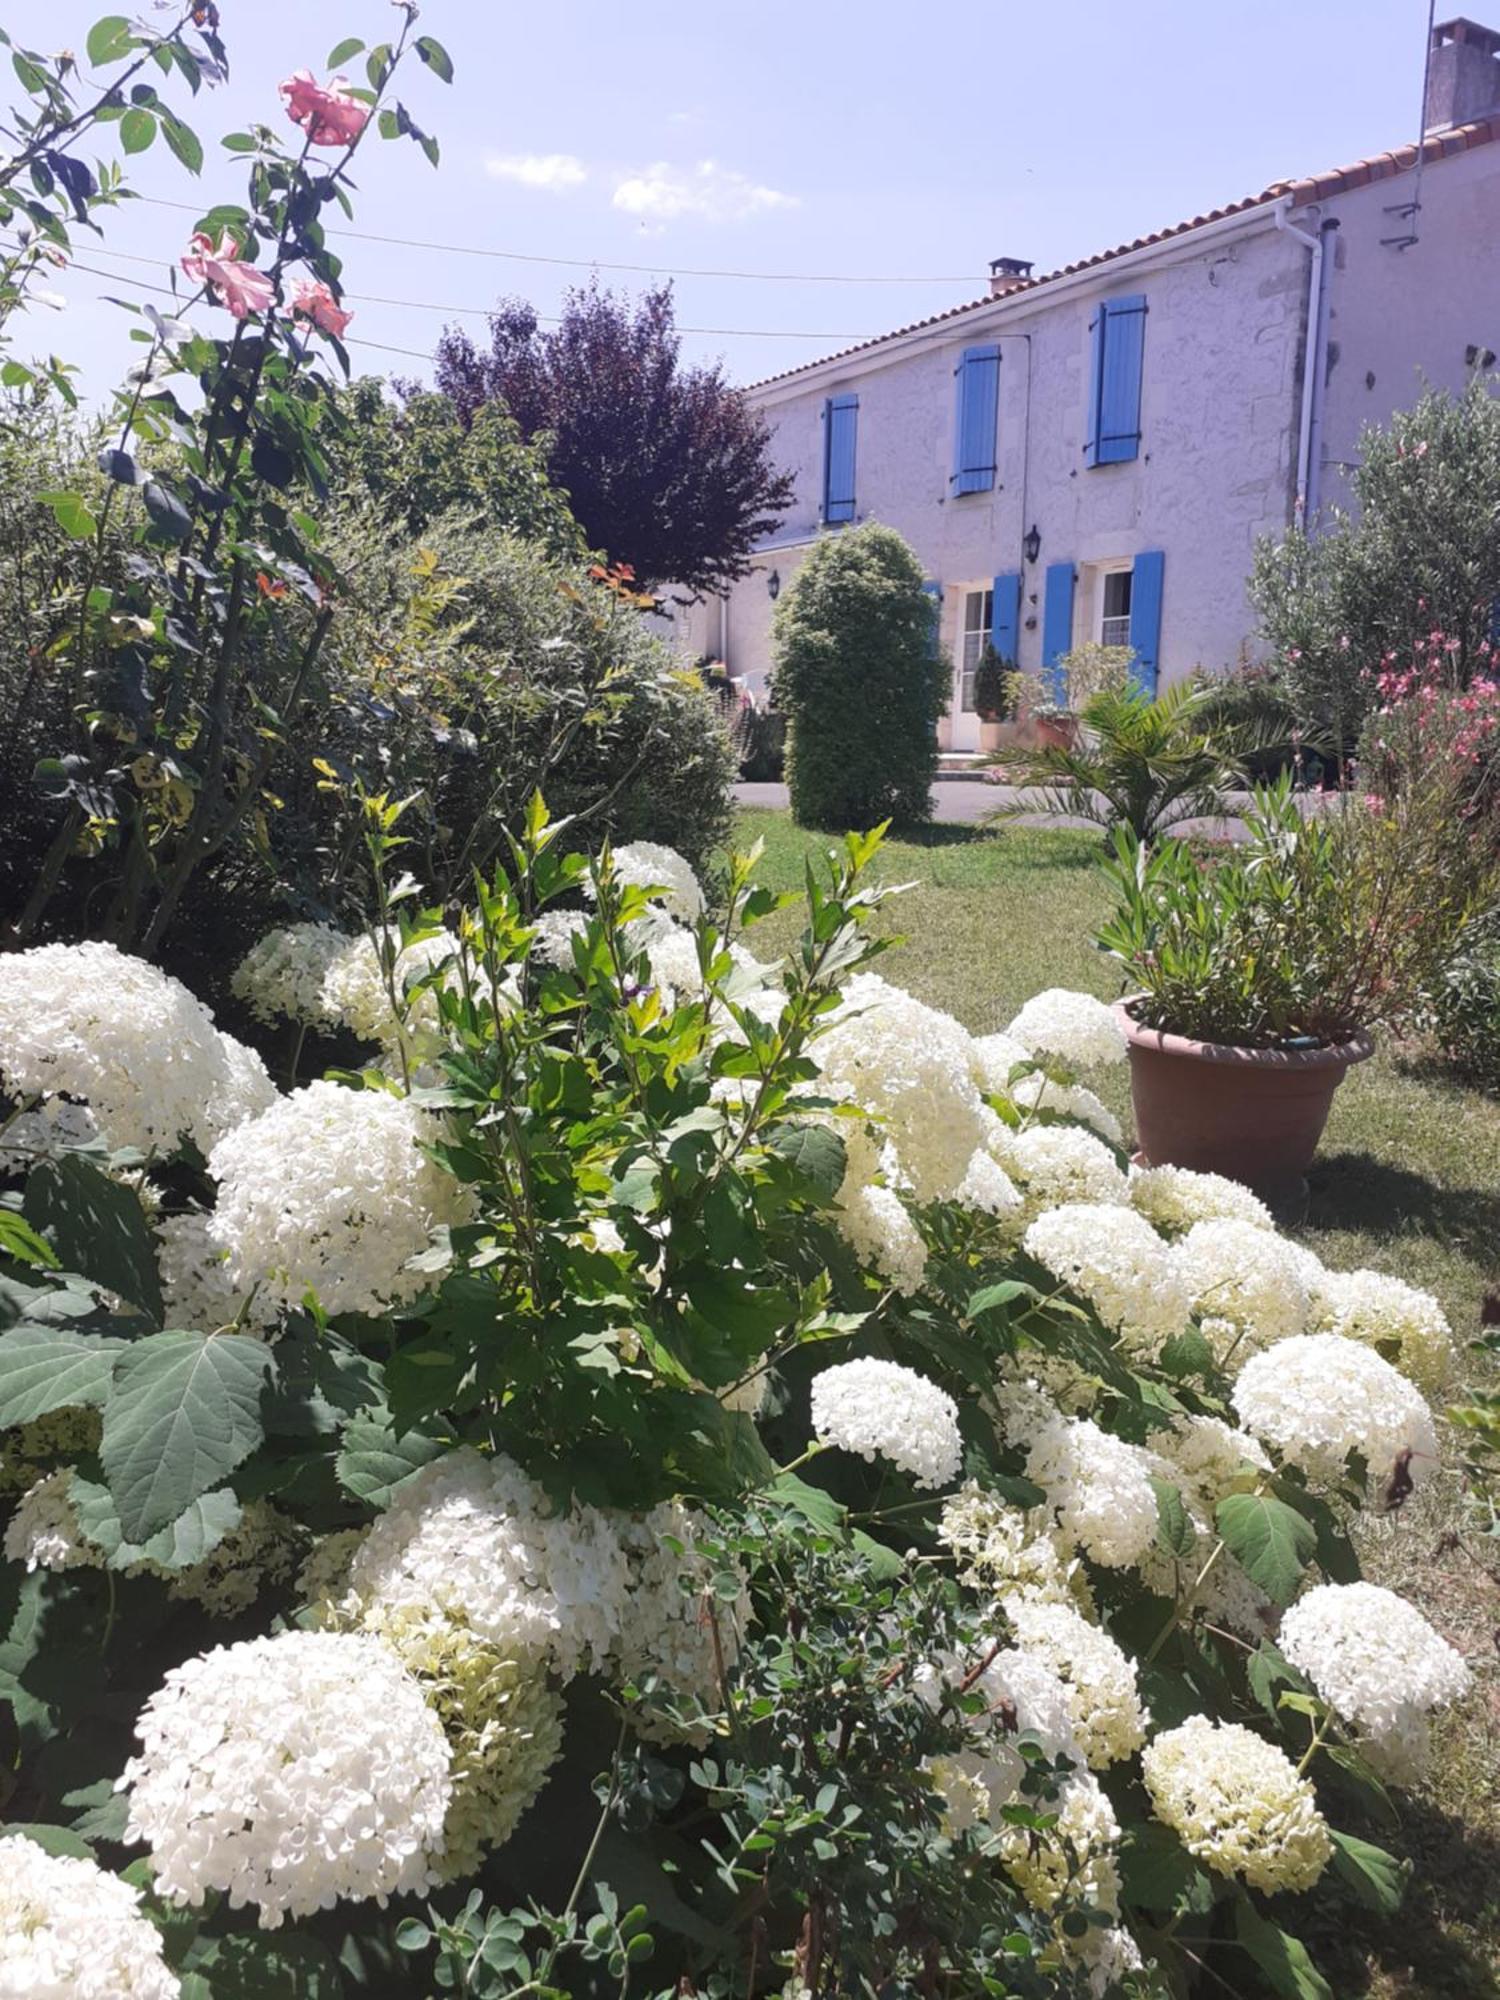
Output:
[0,810,1473,1997]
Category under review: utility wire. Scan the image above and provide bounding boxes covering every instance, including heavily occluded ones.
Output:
[51,239,878,341]
[137,191,978,287]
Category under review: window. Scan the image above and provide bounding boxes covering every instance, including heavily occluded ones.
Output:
[1099,568,1133,648]
[960,588,993,711]
[1085,294,1147,467]
[951,345,1000,494]
[822,393,858,523]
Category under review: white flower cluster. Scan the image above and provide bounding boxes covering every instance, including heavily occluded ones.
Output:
[1309,1268,1457,1394]
[1279,1582,1471,1778]
[810,1358,963,1490]
[1021,1413,1160,1569]
[937,1484,1085,1607]
[0,1833,181,1999]
[1023,1202,1190,1356]
[1134,1417,1273,1638]
[1233,1334,1438,1492]
[971,1028,1031,1094]
[230,921,350,1027]
[156,1208,272,1335]
[1141,1715,1331,1893]
[206,1082,466,1316]
[1128,1162,1274,1236]
[953,1143,1025,1225]
[4,1468,91,1572]
[0,1407,99,1500]
[320,927,464,1056]
[528,907,591,969]
[594,840,705,924]
[988,1122,1129,1216]
[120,1630,452,1928]
[0,940,274,1156]
[1007,1071,1124,1145]
[1005,988,1126,1071]
[1174,1217,1311,1364]
[0,1095,100,1175]
[1002,1593,1149,1769]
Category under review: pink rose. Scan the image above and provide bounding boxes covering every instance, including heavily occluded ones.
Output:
[278,70,369,147]
[290,276,353,338]
[181,231,275,320]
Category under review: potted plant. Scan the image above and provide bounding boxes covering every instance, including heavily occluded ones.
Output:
[1096,772,1500,1206]
[972,643,1020,752]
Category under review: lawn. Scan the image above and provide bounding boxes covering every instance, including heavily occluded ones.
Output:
[736,807,1500,1999]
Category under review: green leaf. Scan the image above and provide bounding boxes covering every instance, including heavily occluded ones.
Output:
[327,36,366,66]
[1330,1829,1409,1915]
[1150,1475,1197,1559]
[0,1211,59,1269]
[159,111,203,175]
[1215,1491,1316,1606]
[70,1475,240,1572]
[0,1323,125,1426]
[180,1931,341,1998]
[1247,1640,1302,1721]
[850,1528,903,1580]
[966,1279,1036,1318]
[86,15,134,64]
[35,489,96,539]
[414,34,454,82]
[100,1331,273,1543]
[766,1122,845,1197]
[119,106,156,154]
[24,1152,162,1319]
[769,1471,845,1532]
[1117,1823,1215,1915]
[0,1822,94,1859]
[336,1410,447,1509]
[1233,1898,1333,2000]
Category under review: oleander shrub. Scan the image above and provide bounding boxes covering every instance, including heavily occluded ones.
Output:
[773,522,947,829]
[0,807,1477,1998]
[1425,907,1500,1091]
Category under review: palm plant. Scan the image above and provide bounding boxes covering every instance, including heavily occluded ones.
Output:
[984,680,1282,845]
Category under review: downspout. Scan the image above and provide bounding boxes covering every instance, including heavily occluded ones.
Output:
[1304,219,1340,524]
[718,590,728,666]
[1274,202,1323,527]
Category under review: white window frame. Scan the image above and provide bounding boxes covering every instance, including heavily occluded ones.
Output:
[1095,560,1133,650]
[958,586,993,713]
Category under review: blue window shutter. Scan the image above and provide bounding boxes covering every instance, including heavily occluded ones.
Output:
[1041,563,1075,700]
[991,572,1021,664]
[822,393,858,523]
[951,344,1000,494]
[1128,551,1165,693]
[1085,295,1146,467]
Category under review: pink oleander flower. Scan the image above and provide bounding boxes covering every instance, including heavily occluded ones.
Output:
[289,277,353,338]
[181,231,275,320]
[279,70,369,147]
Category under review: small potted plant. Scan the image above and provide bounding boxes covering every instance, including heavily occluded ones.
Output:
[1096,772,1499,1206]
[972,643,1020,752]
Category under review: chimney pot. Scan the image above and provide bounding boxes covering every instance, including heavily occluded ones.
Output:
[1425,17,1500,133]
[988,255,1034,297]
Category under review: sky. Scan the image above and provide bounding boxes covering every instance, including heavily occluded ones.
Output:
[5,0,1448,402]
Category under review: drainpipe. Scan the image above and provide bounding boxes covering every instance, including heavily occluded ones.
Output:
[718,590,728,665]
[1274,203,1323,528]
[1304,219,1340,524]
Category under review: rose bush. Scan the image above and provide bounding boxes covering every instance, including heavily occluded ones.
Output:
[0,808,1474,1997]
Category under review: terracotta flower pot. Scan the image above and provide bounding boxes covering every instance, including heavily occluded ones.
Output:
[1113,999,1374,1209]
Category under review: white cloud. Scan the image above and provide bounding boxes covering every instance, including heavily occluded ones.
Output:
[485,152,588,193]
[611,159,798,224]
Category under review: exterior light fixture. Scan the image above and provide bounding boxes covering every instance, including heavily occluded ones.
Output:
[767,568,781,601]
[1023,524,1042,565]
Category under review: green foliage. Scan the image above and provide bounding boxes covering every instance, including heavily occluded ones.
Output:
[1099,773,1500,1046]
[1194,664,1326,785]
[1251,379,1500,746]
[772,523,947,829]
[1424,906,1500,1092]
[972,641,1017,721]
[1054,642,1135,712]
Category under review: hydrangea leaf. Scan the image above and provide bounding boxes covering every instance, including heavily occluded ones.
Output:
[0,1323,126,1426]
[1233,1897,1334,2000]
[1330,1829,1409,1914]
[1214,1491,1316,1606]
[0,1821,94,1859]
[179,1931,341,1998]
[336,1409,448,1509]
[23,1153,163,1321]
[70,1474,241,1572]
[1149,1476,1197,1560]
[766,1122,846,1198]
[99,1331,272,1543]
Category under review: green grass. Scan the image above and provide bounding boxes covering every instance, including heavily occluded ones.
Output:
[736,808,1500,1998]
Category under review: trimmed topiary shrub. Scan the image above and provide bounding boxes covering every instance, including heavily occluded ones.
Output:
[772,522,947,829]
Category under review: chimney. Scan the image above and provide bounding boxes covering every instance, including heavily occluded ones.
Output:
[988,255,1034,297]
[1424,17,1500,133]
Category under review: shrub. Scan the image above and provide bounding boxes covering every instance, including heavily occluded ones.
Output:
[1055,641,1135,711]
[1425,909,1500,1090]
[1194,663,1323,785]
[972,641,1017,721]
[0,815,1472,1998]
[773,522,947,828]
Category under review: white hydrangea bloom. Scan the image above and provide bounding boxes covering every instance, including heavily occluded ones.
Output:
[0,1833,181,1999]
[1174,1218,1310,1363]
[3,1469,90,1572]
[938,1484,1086,1608]
[617,1502,749,1735]
[120,1630,451,1928]
[1153,1413,1270,1503]
[954,1146,1025,1224]
[343,1449,633,1681]
[156,1208,273,1335]
[527,907,591,969]
[1024,1415,1160,1569]
[834,1181,929,1295]
[810,1358,963,1490]
[1023,1202,1190,1355]
[206,1083,466,1316]
[988,1122,1130,1216]
[1141,1715,1331,1893]
[1008,1072,1124,1146]
[0,1407,100,1500]
[814,976,985,1203]
[1278,1582,1470,1775]
[593,841,704,924]
[1003,1593,1148,1768]
[321,928,462,1053]
[1006,989,1126,1070]
[0,940,270,1156]
[971,1029,1032,1095]
[1233,1334,1439,1492]
[999,1765,1122,1915]
[1309,1269,1457,1395]
[230,922,349,1026]
[1128,1163,1274,1236]
[919,1644,1081,1825]
[1074,1925,1144,2000]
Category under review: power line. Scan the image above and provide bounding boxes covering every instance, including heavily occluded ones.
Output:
[52,240,879,341]
[138,191,977,288]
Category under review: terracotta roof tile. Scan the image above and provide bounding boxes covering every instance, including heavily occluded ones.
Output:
[750,116,1500,392]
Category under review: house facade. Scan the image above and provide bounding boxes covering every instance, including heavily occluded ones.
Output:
[677,18,1500,752]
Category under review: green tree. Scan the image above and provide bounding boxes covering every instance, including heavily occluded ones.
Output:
[1251,378,1500,749]
[772,523,946,829]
